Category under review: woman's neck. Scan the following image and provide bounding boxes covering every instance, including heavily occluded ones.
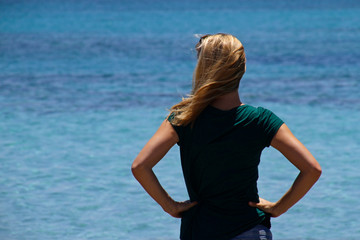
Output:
[210,91,243,111]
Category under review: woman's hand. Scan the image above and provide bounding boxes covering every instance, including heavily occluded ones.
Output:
[249,197,281,218]
[165,200,198,218]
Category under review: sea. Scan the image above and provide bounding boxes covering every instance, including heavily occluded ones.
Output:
[0,0,359,239]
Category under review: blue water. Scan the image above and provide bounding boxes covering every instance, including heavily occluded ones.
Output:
[1,0,359,239]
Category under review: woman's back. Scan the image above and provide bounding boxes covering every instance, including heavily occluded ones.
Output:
[169,105,283,239]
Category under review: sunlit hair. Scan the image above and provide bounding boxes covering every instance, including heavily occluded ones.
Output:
[169,33,246,126]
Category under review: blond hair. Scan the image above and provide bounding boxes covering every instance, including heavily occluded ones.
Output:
[169,33,246,126]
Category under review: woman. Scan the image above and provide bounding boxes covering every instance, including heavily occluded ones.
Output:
[131,33,321,240]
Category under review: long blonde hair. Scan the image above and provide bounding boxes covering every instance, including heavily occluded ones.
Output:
[169,33,246,126]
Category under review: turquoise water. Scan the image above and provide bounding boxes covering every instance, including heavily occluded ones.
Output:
[1,1,359,239]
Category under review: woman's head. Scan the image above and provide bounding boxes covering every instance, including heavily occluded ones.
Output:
[170,33,246,126]
[193,33,246,94]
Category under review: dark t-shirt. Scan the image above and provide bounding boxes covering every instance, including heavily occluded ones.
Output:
[168,105,284,240]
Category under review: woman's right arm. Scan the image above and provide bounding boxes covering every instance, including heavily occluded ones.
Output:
[249,124,322,217]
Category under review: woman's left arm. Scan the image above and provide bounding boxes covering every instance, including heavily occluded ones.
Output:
[131,119,197,218]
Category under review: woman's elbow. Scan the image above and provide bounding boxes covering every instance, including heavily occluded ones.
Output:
[312,166,322,180]
[131,161,141,177]
[131,158,149,178]
[306,163,322,180]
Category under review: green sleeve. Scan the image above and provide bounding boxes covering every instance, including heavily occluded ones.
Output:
[257,107,284,147]
[167,112,184,146]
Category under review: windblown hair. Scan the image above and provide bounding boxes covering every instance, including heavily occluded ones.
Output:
[169,33,246,126]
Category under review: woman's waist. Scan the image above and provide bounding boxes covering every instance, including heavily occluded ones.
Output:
[194,198,261,216]
[192,190,259,212]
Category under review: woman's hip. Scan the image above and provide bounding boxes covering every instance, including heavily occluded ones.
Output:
[230,224,272,240]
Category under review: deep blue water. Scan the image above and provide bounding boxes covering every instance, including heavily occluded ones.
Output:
[1,1,359,239]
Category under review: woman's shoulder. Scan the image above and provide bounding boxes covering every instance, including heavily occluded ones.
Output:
[239,105,278,116]
[240,104,271,111]
[236,104,269,116]
[235,105,282,125]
